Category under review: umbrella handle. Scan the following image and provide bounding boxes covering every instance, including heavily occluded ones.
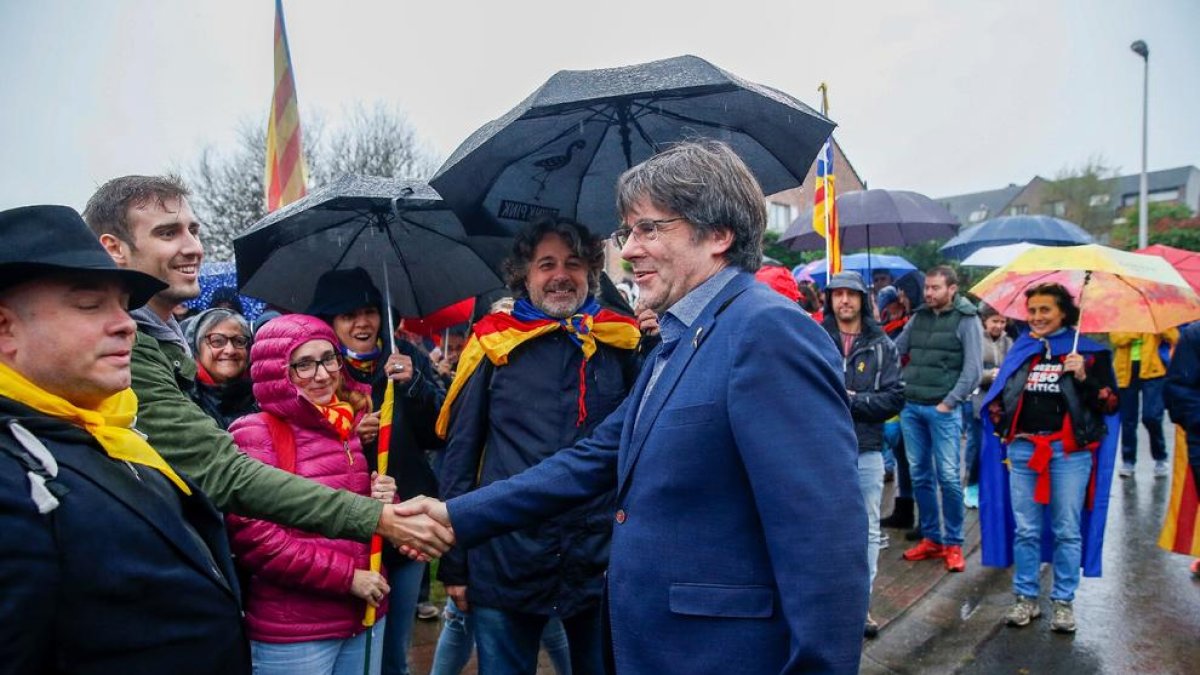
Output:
[1071,271,1091,354]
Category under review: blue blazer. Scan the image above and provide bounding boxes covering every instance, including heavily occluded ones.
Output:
[450,272,868,674]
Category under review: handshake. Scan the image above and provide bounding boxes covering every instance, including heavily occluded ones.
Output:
[378,495,455,561]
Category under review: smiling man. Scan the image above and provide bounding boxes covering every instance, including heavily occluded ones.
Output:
[403,141,868,674]
[434,218,640,674]
[0,205,248,673]
[82,176,454,560]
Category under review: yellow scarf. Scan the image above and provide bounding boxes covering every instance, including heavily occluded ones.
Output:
[0,362,192,495]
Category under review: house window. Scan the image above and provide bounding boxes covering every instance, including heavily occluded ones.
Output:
[1089,194,1111,207]
[968,208,988,223]
[1122,188,1181,207]
[1046,200,1066,217]
[766,201,794,233]
[1009,204,1029,216]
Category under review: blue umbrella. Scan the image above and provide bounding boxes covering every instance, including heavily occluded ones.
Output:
[938,215,1093,261]
[802,253,917,288]
[184,261,267,322]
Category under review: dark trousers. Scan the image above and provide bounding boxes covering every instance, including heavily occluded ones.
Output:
[1119,361,1167,463]
[474,604,605,675]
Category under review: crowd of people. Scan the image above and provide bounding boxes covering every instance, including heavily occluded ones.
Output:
[1,139,1197,675]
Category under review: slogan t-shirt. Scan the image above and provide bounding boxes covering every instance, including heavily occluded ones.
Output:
[1017,356,1068,433]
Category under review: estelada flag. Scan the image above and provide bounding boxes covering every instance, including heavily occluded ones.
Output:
[1158,426,1200,556]
[264,0,308,212]
[812,138,840,274]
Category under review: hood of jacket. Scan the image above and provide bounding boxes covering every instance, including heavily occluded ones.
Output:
[248,313,369,425]
[822,275,884,343]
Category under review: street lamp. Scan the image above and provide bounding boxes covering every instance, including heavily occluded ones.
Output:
[1131,39,1149,249]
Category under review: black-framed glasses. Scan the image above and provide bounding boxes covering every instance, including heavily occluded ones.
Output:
[289,352,343,380]
[609,217,686,249]
[204,333,250,350]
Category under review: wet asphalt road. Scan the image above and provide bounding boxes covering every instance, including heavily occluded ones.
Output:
[961,426,1200,675]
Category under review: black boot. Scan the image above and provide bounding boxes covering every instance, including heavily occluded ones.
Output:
[880,497,914,529]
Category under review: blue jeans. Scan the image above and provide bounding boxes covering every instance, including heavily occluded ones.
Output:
[901,403,965,546]
[430,602,572,675]
[381,559,426,675]
[251,617,385,675]
[1007,438,1093,601]
[962,400,982,485]
[474,605,602,675]
[1119,362,1167,463]
[857,451,884,589]
[884,418,910,499]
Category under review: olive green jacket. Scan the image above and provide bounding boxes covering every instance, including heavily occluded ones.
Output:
[130,330,382,541]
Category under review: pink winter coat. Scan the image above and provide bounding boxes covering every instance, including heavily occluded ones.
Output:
[226,314,385,643]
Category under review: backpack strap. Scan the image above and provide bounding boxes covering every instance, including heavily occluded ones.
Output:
[258,412,297,474]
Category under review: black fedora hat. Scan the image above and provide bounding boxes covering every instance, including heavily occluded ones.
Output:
[0,205,167,308]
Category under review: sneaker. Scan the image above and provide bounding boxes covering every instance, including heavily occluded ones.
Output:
[1118,462,1135,478]
[1154,460,1171,478]
[943,545,966,572]
[415,602,439,620]
[1005,595,1040,627]
[864,613,879,639]
[903,538,946,561]
[964,484,979,509]
[1190,558,1200,578]
[1050,600,1076,633]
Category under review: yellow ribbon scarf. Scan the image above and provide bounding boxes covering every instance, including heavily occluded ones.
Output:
[0,362,192,495]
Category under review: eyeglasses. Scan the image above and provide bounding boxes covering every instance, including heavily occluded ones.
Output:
[609,217,686,249]
[289,353,343,380]
[204,333,249,350]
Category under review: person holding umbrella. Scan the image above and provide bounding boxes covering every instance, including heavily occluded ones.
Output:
[306,267,445,675]
[980,283,1119,633]
[227,314,394,673]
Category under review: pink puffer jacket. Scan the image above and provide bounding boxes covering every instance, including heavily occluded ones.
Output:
[226,314,385,643]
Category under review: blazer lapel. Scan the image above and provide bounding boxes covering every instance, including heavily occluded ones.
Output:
[618,273,754,493]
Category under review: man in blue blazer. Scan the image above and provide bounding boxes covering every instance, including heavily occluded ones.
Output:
[406,140,869,674]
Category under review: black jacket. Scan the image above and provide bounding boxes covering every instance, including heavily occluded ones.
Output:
[192,376,258,430]
[438,330,638,616]
[991,350,1117,448]
[0,396,249,675]
[821,309,906,451]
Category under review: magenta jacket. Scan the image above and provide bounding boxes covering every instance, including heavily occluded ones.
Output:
[227,314,385,643]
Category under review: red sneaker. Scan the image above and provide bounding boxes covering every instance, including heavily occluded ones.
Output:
[1190,558,1200,578]
[943,545,966,572]
[902,538,946,561]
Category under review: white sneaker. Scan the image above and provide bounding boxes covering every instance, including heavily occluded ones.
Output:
[1118,462,1135,478]
[1154,460,1171,478]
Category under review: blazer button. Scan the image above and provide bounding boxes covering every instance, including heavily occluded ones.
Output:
[614,509,626,524]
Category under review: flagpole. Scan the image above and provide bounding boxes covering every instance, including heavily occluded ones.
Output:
[819,83,831,275]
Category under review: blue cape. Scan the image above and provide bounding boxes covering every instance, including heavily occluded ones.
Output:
[978,328,1119,577]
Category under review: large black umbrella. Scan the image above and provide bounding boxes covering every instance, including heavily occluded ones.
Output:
[780,189,959,251]
[431,54,834,236]
[938,214,1094,261]
[233,175,504,322]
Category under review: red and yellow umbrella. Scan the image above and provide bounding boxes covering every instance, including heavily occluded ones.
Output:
[970,244,1200,337]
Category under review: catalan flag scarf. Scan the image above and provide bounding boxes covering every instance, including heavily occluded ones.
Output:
[0,361,192,495]
[436,297,640,438]
[312,397,355,443]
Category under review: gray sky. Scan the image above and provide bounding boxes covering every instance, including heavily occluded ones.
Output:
[1,0,1197,212]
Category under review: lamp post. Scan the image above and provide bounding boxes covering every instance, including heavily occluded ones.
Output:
[1131,39,1149,249]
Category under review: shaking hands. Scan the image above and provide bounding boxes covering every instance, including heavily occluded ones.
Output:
[376,495,454,561]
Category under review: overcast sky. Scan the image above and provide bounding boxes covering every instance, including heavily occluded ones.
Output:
[1,0,1196,212]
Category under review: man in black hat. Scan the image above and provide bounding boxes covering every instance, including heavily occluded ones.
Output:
[81,175,453,559]
[0,205,250,673]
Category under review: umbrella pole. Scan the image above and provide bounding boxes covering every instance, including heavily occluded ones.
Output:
[1071,271,1091,353]
[383,261,397,355]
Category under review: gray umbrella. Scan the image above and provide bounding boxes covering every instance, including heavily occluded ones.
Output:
[233,175,504,321]
[780,189,960,251]
[431,54,834,236]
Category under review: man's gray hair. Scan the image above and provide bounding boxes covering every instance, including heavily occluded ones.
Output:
[615,140,766,272]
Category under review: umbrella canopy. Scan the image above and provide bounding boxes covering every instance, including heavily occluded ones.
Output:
[233,175,504,318]
[801,252,917,288]
[970,244,1200,334]
[959,242,1039,268]
[431,54,834,236]
[781,189,959,251]
[183,261,267,321]
[939,215,1094,261]
[1137,244,1200,295]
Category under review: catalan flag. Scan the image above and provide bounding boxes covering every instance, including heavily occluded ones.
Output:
[812,138,840,274]
[1158,426,1200,556]
[264,0,308,212]
[363,378,393,628]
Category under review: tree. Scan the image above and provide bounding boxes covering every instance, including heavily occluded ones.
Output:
[1111,201,1199,250]
[185,102,437,262]
[1043,156,1117,237]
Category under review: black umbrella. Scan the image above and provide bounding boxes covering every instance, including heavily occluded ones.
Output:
[938,214,1094,261]
[781,189,960,251]
[431,54,834,236]
[233,176,504,329]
